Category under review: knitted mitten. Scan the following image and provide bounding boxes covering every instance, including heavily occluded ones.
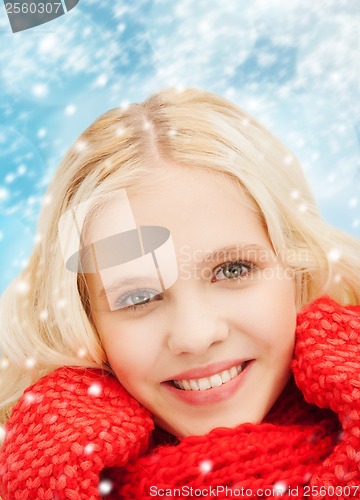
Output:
[292,296,360,490]
[0,366,154,499]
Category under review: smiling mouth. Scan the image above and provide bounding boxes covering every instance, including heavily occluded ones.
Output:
[172,361,251,391]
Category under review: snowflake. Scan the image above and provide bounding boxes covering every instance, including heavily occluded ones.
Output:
[143,120,152,131]
[57,299,66,309]
[39,310,48,321]
[24,391,36,403]
[25,357,36,369]
[73,140,88,153]
[17,165,26,175]
[175,84,185,93]
[34,233,42,244]
[0,187,9,201]
[5,174,15,184]
[84,443,95,454]
[32,84,48,97]
[337,430,344,442]
[291,189,300,200]
[303,472,312,482]
[39,34,57,54]
[199,459,213,474]
[16,280,30,294]
[43,195,53,205]
[348,197,358,208]
[88,383,102,397]
[327,248,342,262]
[94,74,108,88]
[0,357,9,369]
[117,23,126,34]
[65,105,77,116]
[273,481,287,494]
[284,155,295,166]
[37,129,47,139]
[98,479,113,495]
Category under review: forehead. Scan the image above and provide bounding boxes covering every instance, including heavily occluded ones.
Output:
[89,165,263,248]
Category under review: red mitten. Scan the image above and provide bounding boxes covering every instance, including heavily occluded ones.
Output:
[292,297,360,490]
[0,366,154,500]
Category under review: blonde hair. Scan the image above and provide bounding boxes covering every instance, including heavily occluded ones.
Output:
[1,87,359,426]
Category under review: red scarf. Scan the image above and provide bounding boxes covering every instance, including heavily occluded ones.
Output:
[1,297,360,499]
[110,381,340,498]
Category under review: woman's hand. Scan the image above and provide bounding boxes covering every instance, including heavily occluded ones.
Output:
[0,366,154,499]
[292,296,360,417]
[292,296,360,490]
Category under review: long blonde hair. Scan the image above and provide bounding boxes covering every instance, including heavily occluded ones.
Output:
[1,87,359,426]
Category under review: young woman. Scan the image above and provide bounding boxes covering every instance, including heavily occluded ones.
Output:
[0,88,359,498]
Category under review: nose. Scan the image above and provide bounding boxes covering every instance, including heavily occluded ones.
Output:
[166,290,230,356]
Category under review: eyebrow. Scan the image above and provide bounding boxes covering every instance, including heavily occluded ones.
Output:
[98,276,160,299]
[197,243,269,266]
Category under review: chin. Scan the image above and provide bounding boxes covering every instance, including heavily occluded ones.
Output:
[156,412,263,438]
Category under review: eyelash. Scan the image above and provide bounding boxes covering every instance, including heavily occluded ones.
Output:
[212,259,255,283]
[114,289,160,312]
[115,259,255,313]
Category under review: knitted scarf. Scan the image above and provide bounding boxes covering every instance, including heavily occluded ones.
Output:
[110,382,340,499]
[1,297,360,500]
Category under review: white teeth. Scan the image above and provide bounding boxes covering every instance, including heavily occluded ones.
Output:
[229,366,238,378]
[209,374,223,387]
[173,362,247,392]
[220,370,231,383]
[198,378,211,391]
[189,379,199,391]
[182,380,191,391]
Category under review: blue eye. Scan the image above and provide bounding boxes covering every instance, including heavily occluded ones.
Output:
[213,260,254,281]
[115,288,161,311]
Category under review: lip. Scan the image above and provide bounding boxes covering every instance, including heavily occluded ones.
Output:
[162,360,254,406]
[165,359,250,382]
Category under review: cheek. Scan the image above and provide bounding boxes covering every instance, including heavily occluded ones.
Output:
[227,277,297,349]
[260,294,297,352]
[95,315,159,388]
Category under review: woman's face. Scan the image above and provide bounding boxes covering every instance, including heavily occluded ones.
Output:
[86,164,297,437]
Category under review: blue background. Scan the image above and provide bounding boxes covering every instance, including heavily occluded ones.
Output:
[0,0,359,293]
